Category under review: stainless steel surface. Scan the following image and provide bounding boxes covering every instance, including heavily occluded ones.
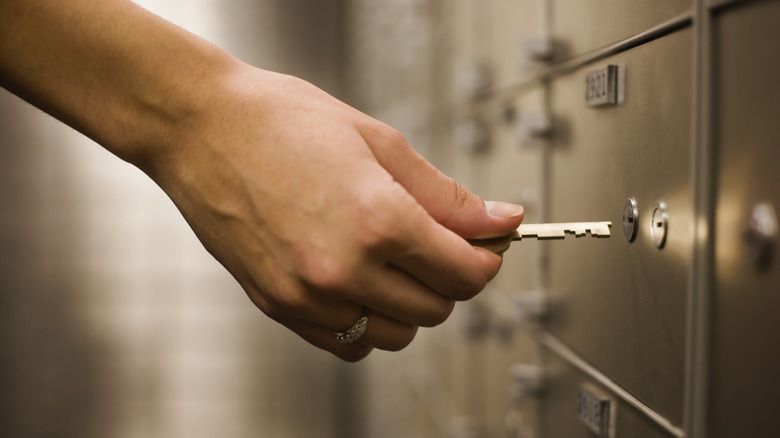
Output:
[545,28,692,425]
[623,197,639,242]
[336,1,780,437]
[682,1,714,436]
[650,201,669,249]
[549,1,692,64]
[710,2,780,436]
[539,334,683,438]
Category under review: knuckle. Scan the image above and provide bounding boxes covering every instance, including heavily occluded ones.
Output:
[298,255,357,294]
[337,345,374,362]
[383,325,419,352]
[357,187,409,252]
[257,287,306,321]
[450,179,472,209]
[438,178,478,231]
[274,288,310,315]
[418,300,456,327]
[259,302,283,321]
[449,276,488,301]
[245,279,294,321]
[369,121,411,149]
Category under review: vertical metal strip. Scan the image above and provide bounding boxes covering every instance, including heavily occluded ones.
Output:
[684,1,714,437]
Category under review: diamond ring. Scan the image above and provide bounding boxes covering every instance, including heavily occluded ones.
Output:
[335,311,369,344]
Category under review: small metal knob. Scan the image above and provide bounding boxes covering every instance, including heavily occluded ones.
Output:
[746,203,777,270]
[515,290,547,325]
[516,112,551,147]
[510,364,546,403]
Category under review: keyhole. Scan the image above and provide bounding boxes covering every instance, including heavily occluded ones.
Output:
[651,201,668,249]
[623,198,639,242]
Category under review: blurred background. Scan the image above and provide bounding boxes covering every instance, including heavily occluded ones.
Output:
[1,1,535,437]
[1,0,778,437]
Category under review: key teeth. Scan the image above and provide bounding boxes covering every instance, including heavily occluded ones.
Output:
[516,221,613,240]
[566,224,612,238]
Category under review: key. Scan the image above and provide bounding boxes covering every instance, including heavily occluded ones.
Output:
[470,221,612,254]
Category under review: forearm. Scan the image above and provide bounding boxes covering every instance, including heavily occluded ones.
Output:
[0,0,242,166]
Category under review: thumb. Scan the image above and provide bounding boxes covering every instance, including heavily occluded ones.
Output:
[362,123,524,239]
[416,176,525,240]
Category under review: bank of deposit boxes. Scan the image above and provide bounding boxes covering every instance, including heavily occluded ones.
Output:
[432,1,780,437]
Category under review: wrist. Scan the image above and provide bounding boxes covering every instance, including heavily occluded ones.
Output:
[113,44,245,174]
[99,22,246,174]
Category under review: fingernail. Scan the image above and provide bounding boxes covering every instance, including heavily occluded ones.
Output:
[485,201,524,218]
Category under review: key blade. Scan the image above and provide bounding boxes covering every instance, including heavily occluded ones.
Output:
[469,221,612,254]
[515,221,613,240]
[516,223,568,239]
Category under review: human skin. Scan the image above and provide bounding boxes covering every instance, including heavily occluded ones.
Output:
[0,0,524,361]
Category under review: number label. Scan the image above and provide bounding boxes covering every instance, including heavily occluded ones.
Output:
[577,383,615,437]
[585,65,623,107]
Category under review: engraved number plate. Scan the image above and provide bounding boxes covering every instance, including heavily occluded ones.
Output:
[585,65,623,107]
[577,383,615,437]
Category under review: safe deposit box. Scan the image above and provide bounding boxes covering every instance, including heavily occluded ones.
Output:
[438,0,780,437]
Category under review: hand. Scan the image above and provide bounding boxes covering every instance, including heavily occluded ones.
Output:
[0,0,523,361]
[145,68,524,361]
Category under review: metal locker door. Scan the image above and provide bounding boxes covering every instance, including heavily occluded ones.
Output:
[544,28,693,427]
[710,1,780,436]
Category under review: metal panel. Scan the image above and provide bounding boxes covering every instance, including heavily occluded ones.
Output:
[545,29,693,425]
[710,1,780,436]
[538,341,677,438]
[550,0,691,63]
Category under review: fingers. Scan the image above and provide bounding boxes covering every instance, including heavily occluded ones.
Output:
[286,318,374,362]
[255,247,457,329]
[358,120,524,239]
[390,225,503,301]
[280,309,419,362]
[365,185,507,301]
[349,263,456,327]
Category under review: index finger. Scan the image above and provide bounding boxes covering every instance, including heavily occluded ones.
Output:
[380,192,505,301]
